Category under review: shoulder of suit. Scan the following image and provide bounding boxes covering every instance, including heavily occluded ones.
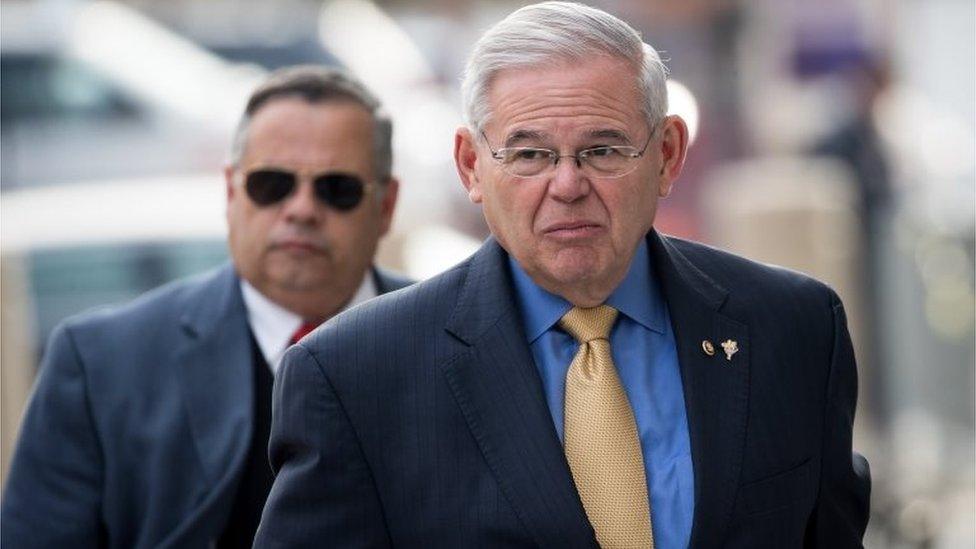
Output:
[57,265,233,339]
[309,260,469,344]
[663,234,841,306]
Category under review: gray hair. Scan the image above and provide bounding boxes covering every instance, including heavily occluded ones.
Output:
[230,65,394,183]
[460,1,668,133]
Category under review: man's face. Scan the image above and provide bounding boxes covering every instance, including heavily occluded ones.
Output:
[455,57,687,305]
[225,98,397,319]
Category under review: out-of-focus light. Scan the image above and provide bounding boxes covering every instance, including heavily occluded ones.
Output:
[318,0,434,95]
[667,80,700,145]
[875,86,976,182]
[916,239,975,340]
[67,1,264,130]
[402,225,482,281]
[924,279,975,340]
[398,99,459,168]
[892,409,945,494]
[0,175,226,253]
[898,498,940,544]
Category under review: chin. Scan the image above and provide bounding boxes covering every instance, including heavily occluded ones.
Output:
[541,256,607,287]
[267,264,332,293]
[552,267,603,287]
[554,243,606,270]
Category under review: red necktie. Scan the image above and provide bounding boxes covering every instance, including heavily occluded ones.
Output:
[288,322,318,346]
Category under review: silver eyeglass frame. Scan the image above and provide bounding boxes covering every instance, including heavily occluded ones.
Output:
[480,124,658,179]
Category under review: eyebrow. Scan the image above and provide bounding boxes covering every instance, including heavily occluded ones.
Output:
[584,128,632,143]
[503,129,549,147]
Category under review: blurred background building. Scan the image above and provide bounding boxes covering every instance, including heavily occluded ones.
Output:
[1,0,973,546]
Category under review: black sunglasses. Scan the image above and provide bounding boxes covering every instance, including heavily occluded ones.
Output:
[244,169,370,211]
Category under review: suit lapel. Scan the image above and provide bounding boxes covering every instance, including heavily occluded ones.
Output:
[442,239,597,548]
[175,265,402,493]
[439,233,750,546]
[175,266,253,493]
[650,233,750,547]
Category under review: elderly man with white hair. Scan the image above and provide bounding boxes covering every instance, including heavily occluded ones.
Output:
[255,3,870,547]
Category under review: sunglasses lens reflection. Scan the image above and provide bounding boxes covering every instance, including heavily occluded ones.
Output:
[245,170,295,206]
[315,173,365,211]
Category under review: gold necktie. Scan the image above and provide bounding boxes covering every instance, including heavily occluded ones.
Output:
[561,305,654,548]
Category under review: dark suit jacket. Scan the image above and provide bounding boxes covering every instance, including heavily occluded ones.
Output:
[255,232,870,548]
[1,264,410,549]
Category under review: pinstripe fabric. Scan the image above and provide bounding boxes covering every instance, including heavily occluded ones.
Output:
[255,232,870,548]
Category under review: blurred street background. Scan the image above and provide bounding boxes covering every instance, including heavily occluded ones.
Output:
[1,0,973,546]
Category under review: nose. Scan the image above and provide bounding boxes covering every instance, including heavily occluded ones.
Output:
[281,178,321,225]
[547,155,589,203]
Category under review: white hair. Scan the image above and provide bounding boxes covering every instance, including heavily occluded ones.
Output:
[460,1,669,133]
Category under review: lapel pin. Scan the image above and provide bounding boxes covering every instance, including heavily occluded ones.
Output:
[701,340,715,356]
[720,339,738,361]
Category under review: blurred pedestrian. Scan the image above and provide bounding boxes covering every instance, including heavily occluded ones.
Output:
[255,3,870,548]
[2,65,409,548]
[814,57,893,420]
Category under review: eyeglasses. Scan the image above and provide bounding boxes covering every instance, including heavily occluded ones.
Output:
[481,128,655,179]
[242,168,372,211]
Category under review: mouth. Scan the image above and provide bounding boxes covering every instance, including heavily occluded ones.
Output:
[542,221,605,240]
[271,239,328,255]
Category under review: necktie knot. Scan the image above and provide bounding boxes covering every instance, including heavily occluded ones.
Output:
[559,305,618,343]
[289,321,318,346]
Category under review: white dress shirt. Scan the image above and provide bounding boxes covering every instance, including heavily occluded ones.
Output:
[240,273,378,374]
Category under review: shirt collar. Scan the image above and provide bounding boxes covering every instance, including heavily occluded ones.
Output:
[345,269,380,311]
[240,270,378,372]
[605,239,664,334]
[507,239,665,342]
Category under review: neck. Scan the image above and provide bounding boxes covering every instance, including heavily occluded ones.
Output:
[289,294,347,324]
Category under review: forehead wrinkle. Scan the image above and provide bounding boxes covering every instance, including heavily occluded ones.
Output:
[491,85,639,141]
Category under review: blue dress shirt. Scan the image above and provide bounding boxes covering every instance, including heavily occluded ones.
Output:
[508,241,694,549]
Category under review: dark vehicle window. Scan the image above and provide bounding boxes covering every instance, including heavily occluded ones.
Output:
[0,55,141,121]
[27,240,228,359]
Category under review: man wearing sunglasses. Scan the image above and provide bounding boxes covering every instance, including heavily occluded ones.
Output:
[257,3,869,548]
[3,66,409,548]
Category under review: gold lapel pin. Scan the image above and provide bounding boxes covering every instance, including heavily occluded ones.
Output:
[720,339,738,361]
[701,340,715,356]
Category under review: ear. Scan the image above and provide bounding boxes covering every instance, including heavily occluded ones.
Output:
[656,115,689,198]
[454,126,484,204]
[377,177,399,236]
[223,165,238,221]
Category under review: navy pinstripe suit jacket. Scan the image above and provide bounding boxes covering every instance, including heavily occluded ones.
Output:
[255,231,870,548]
